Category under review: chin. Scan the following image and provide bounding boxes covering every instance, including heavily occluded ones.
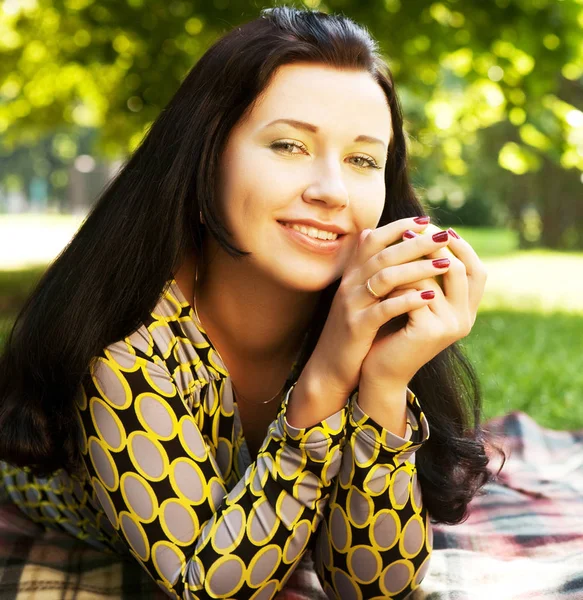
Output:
[278,264,343,293]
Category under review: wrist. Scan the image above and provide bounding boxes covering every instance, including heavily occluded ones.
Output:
[286,363,351,430]
[359,375,410,395]
[302,356,354,400]
[356,379,409,438]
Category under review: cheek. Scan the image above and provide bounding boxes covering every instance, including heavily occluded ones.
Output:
[216,165,259,228]
[355,194,385,230]
[226,156,286,219]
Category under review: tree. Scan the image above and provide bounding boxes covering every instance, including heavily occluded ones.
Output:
[1,0,582,246]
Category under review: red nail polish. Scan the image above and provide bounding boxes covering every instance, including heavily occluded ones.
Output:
[403,230,417,239]
[421,290,435,300]
[414,216,430,224]
[432,231,449,243]
[448,228,460,239]
[432,258,450,268]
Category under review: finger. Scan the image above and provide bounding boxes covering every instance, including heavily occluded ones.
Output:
[381,277,455,343]
[383,275,442,298]
[364,258,451,304]
[387,278,448,319]
[354,216,432,272]
[443,228,488,317]
[412,228,486,319]
[383,287,457,352]
[360,226,452,285]
[366,287,440,330]
[443,229,483,277]
[410,249,468,325]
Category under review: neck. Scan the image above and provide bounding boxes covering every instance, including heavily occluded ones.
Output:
[174,241,321,367]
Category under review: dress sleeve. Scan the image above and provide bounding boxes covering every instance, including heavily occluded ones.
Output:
[75,338,348,600]
[312,387,432,600]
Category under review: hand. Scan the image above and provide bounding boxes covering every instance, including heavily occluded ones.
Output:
[304,216,453,398]
[360,226,488,388]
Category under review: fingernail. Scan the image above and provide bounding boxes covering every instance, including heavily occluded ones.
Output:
[447,228,460,239]
[360,229,371,245]
[414,216,430,224]
[421,290,435,300]
[432,231,449,243]
[403,230,417,239]
[432,258,450,268]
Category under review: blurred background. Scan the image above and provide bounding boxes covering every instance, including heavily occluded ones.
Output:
[0,0,581,428]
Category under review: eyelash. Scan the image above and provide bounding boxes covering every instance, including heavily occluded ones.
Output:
[270,140,382,170]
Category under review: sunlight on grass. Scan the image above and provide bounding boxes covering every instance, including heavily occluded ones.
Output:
[480,250,583,315]
[0,214,85,270]
[443,226,583,315]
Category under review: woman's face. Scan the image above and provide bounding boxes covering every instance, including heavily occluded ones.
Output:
[215,62,392,292]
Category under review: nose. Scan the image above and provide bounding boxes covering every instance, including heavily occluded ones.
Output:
[302,159,349,210]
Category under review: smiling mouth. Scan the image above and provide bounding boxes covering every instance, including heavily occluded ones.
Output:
[277,221,346,241]
[276,221,347,256]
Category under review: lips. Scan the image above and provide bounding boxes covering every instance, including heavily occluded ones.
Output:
[277,220,345,254]
[277,221,345,239]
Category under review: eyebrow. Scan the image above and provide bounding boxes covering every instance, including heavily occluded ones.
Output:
[264,118,388,153]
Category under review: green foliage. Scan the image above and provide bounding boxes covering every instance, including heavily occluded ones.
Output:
[1,1,581,164]
[427,195,501,227]
[1,0,582,244]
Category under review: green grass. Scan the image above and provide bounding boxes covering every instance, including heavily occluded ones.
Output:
[465,309,583,429]
[0,266,46,312]
[1,224,582,431]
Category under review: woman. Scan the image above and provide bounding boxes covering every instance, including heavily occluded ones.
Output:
[0,6,501,599]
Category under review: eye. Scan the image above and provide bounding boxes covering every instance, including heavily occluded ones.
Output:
[350,154,382,170]
[270,140,307,154]
[270,140,382,170]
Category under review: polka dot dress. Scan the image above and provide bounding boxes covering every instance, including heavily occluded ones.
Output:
[0,278,432,599]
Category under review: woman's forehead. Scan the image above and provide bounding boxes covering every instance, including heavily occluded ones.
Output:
[244,63,392,141]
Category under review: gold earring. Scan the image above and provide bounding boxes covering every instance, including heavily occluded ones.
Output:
[199,210,204,224]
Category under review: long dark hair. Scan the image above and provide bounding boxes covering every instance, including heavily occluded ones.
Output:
[0,5,504,525]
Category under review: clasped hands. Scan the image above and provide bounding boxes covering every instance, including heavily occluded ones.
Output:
[359,223,488,389]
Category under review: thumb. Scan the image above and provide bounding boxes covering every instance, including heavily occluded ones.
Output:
[359,228,372,246]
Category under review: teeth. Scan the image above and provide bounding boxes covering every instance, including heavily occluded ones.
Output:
[284,223,339,240]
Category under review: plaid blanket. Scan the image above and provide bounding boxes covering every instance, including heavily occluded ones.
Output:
[1,410,582,599]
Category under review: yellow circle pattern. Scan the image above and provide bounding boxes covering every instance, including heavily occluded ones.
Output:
[313,390,431,598]
[0,279,432,599]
